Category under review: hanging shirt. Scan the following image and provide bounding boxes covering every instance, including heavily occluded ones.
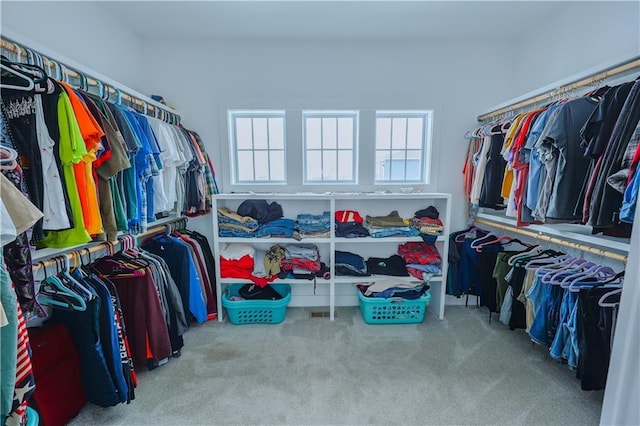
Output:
[544,97,599,221]
[34,95,71,231]
[41,91,92,248]
[58,82,104,235]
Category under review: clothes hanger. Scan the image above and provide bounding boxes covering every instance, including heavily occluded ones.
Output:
[557,263,614,288]
[514,249,562,268]
[566,267,622,292]
[506,245,543,266]
[37,258,87,311]
[2,57,48,84]
[543,260,605,287]
[470,233,501,249]
[475,235,531,252]
[58,254,94,301]
[598,288,622,308]
[537,257,590,283]
[524,253,571,271]
[461,229,492,245]
[0,147,18,171]
[0,62,35,91]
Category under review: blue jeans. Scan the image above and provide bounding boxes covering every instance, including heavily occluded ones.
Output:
[529,280,563,347]
[296,211,330,224]
[369,227,419,238]
[550,289,575,362]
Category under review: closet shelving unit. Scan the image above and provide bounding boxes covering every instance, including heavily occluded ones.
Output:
[470,55,639,266]
[475,210,630,262]
[212,192,452,321]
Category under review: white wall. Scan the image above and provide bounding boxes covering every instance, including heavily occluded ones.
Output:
[510,1,639,96]
[138,40,516,233]
[0,1,144,89]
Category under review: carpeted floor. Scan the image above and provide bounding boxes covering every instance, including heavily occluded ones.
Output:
[69,306,603,425]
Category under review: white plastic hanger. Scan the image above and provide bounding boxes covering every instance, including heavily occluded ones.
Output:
[0,62,35,91]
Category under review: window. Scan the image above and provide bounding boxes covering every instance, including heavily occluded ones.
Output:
[375,111,433,183]
[303,111,358,183]
[228,110,286,184]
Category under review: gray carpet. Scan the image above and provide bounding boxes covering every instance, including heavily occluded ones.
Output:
[69,306,603,425]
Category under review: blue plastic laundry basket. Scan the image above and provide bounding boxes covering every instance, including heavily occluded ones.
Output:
[222,284,291,324]
[358,291,431,324]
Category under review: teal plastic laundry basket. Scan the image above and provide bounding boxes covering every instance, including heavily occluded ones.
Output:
[222,284,291,324]
[358,291,431,324]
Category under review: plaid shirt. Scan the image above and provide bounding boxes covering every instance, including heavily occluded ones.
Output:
[189,131,219,209]
[398,242,442,266]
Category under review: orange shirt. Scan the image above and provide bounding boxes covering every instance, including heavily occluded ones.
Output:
[59,82,104,235]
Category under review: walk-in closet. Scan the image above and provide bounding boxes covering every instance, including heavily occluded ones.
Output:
[0,1,638,425]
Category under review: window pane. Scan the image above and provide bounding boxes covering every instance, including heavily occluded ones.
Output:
[375,151,390,181]
[269,117,284,149]
[237,151,254,181]
[306,118,321,149]
[406,151,422,180]
[390,150,406,180]
[406,117,424,149]
[253,118,268,149]
[254,151,269,180]
[376,118,391,150]
[306,150,322,181]
[236,118,253,150]
[269,150,285,180]
[337,150,353,181]
[322,118,337,149]
[322,150,337,180]
[391,118,407,149]
[338,117,353,149]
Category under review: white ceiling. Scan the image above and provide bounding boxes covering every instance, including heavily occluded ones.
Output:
[97,1,571,41]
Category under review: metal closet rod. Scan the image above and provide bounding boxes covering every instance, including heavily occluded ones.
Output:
[477,57,640,122]
[0,37,181,125]
[33,217,188,272]
[474,218,628,263]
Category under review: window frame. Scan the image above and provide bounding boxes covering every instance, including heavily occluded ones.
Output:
[374,110,433,184]
[302,110,359,184]
[228,110,287,185]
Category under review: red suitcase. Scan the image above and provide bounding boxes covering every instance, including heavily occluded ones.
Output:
[28,324,87,426]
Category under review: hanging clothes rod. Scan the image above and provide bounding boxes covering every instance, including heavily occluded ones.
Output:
[0,36,181,125]
[477,56,640,122]
[33,217,189,272]
[474,218,628,262]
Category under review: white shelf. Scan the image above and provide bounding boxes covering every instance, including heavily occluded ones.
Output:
[215,191,452,201]
[334,236,445,243]
[476,211,630,254]
[213,192,452,321]
[31,215,182,262]
[333,275,439,284]
[218,237,330,244]
[220,278,331,285]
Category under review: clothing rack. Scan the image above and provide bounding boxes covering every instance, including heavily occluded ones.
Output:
[474,217,628,263]
[477,56,640,122]
[0,35,181,125]
[33,217,189,275]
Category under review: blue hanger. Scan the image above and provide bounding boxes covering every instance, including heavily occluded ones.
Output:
[37,258,86,311]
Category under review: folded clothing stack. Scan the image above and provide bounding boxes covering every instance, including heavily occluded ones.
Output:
[398,242,442,281]
[358,278,429,299]
[218,207,259,237]
[365,254,409,276]
[411,206,444,244]
[295,211,331,239]
[364,211,419,238]
[335,210,369,238]
[219,243,275,287]
[335,251,369,276]
[218,204,295,238]
[280,244,330,280]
